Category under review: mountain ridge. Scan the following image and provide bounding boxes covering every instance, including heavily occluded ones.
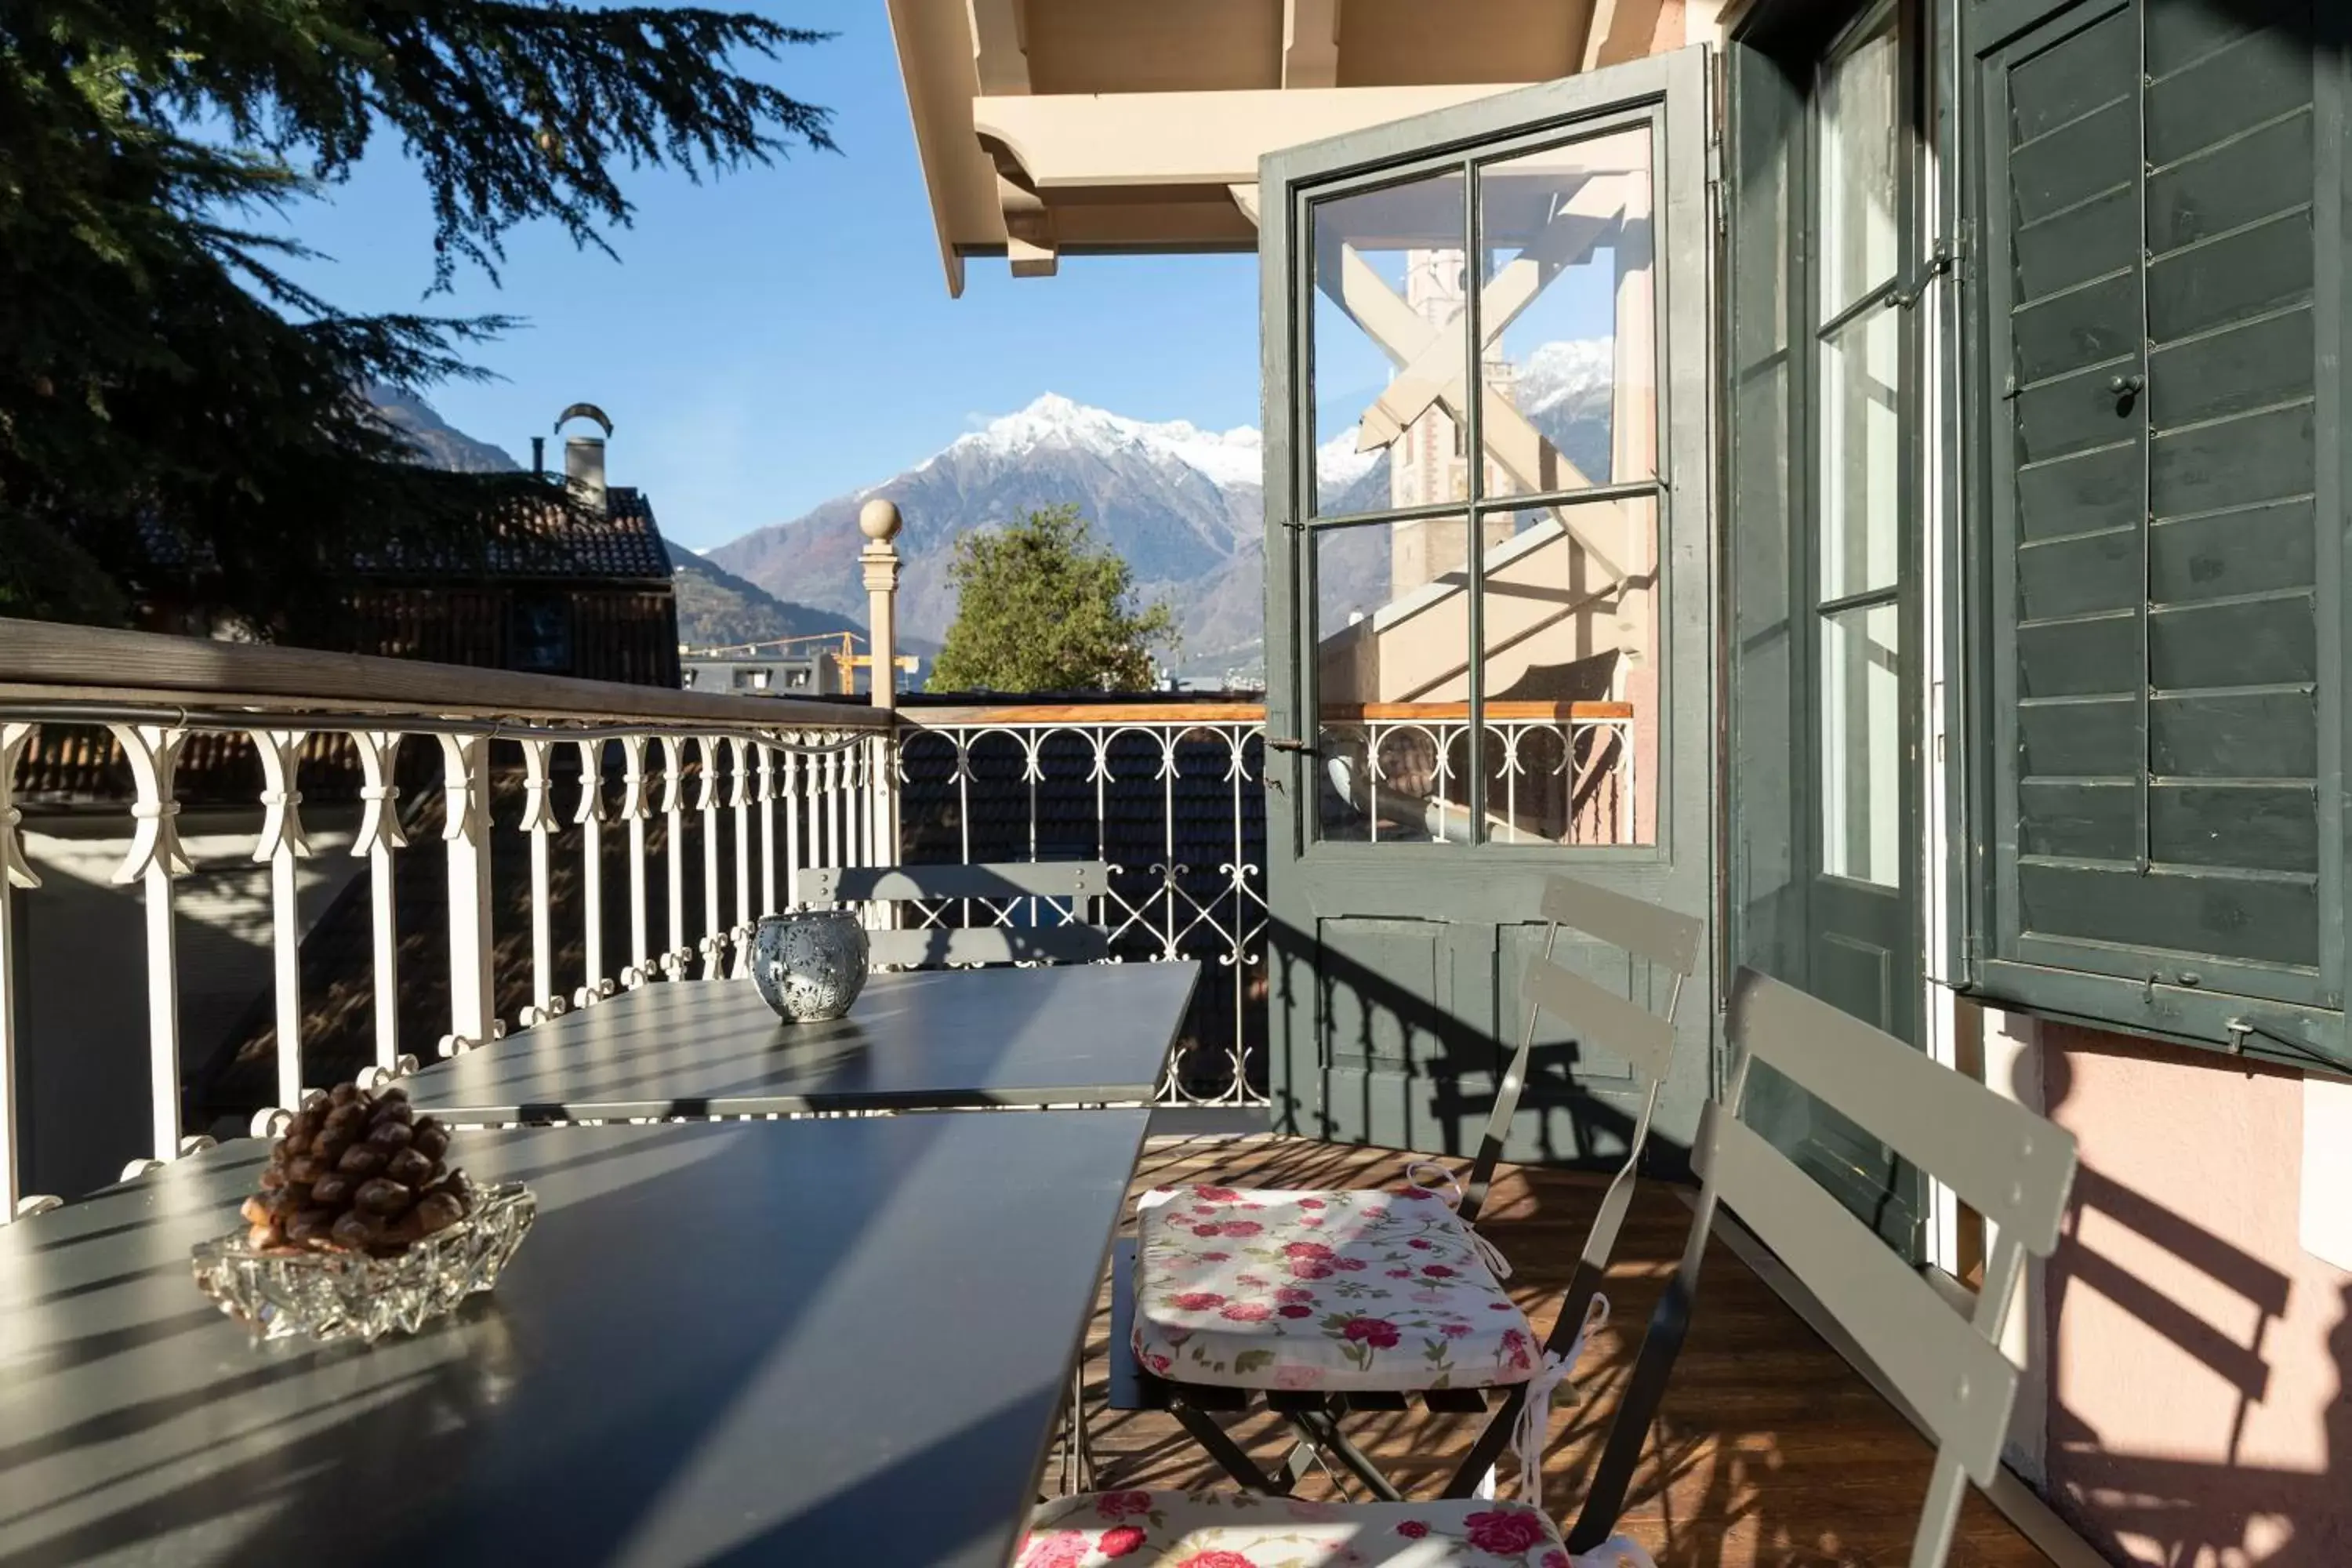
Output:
[708,343,1613,678]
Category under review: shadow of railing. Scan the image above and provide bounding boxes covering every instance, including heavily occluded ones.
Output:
[2035,1040,2349,1563]
[1264,912,1692,1177]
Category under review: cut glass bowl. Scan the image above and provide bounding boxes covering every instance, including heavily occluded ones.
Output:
[191,1182,536,1345]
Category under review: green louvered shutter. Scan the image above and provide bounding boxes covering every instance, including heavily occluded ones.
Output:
[1973,0,2346,1067]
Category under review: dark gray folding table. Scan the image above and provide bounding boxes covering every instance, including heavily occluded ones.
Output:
[404,961,1200,1122]
[0,1111,1149,1567]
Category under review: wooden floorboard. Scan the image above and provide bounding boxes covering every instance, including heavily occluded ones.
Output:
[1076,1135,2054,1568]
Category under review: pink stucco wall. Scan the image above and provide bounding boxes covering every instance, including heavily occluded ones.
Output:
[2038,1025,2349,1565]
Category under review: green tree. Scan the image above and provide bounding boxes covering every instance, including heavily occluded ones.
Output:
[0,1,834,630]
[928,505,1178,693]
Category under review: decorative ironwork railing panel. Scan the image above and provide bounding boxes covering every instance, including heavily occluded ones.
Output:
[896,712,1268,1106]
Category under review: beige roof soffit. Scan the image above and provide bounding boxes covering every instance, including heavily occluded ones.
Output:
[885,0,968,298]
[1282,0,1341,89]
[967,0,1030,95]
[970,85,1534,191]
[1583,0,1670,71]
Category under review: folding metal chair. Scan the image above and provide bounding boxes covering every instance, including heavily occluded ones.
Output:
[1022,968,2080,1568]
[1109,874,1702,1504]
[796,861,1112,966]
[1560,968,2081,1564]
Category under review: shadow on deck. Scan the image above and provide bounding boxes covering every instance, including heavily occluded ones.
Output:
[1081,1134,2053,1568]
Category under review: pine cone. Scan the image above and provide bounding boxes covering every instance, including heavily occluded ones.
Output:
[241,1083,474,1256]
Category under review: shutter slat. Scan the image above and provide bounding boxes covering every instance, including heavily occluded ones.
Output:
[1990,0,2332,1020]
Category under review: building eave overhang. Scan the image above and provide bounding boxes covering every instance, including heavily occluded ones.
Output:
[884,0,1691,296]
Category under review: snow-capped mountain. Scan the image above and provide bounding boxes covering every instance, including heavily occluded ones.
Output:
[707,340,1613,679]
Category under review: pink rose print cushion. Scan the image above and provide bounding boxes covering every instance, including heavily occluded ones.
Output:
[1131,1185,1536,1392]
[1022,1492,1575,1566]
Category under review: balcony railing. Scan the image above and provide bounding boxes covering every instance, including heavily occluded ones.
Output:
[897,702,1269,1106]
[0,620,1642,1215]
[0,619,887,1217]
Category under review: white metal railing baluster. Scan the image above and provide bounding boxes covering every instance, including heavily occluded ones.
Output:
[877,731,901,866]
[437,733,495,1044]
[782,750,803,909]
[108,724,192,1163]
[1,723,41,1218]
[619,734,650,985]
[1623,717,1638,844]
[251,730,313,1110]
[729,737,752,978]
[659,735,688,978]
[1159,729,1178,960]
[518,739,557,1023]
[859,738,873,875]
[757,744,776,919]
[575,738,607,1005]
[869,734,885,868]
[698,735,724,978]
[350,731,405,1072]
[823,750,840,884]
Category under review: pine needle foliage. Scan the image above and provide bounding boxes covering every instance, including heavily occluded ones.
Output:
[0,0,835,630]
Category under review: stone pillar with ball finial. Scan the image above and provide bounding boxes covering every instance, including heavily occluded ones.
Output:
[858,498,905,870]
[858,499,902,710]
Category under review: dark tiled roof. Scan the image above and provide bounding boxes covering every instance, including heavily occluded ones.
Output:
[137,487,674,584]
[481,487,672,581]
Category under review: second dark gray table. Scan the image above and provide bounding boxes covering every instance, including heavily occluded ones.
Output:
[0,1112,1150,1567]
[405,961,1200,1122]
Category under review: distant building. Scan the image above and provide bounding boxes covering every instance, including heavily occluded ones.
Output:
[680,650,844,697]
[338,405,680,687]
[134,401,681,688]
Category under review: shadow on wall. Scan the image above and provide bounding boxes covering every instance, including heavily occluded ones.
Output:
[2033,1036,2349,1564]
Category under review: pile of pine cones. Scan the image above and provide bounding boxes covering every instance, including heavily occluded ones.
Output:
[240,1083,474,1256]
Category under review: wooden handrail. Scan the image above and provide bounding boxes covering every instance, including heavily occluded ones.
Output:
[1325,701,1635,721]
[0,618,888,730]
[907,702,1269,726]
[901,700,1635,728]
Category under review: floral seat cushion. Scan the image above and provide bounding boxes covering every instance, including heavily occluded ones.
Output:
[1132,1184,1537,1392]
[1018,1491,1655,1568]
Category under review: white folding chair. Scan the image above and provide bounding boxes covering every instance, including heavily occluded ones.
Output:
[1114,875,1701,1504]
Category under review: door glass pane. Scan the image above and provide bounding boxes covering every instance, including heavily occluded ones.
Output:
[1819,11,1900,315]
[1475,499,1657,844]
[1820,601,1900,884]
[1475,125,1655,500]
[1314,520,1471,844]
[1819,304,1900,598]
[1310,172,1468,514]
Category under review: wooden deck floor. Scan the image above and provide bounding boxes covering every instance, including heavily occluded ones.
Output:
[1079,1135,2052,1568]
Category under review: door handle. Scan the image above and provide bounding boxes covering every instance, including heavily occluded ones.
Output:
[1266,735,1317,757]
[2108,372,2144,413]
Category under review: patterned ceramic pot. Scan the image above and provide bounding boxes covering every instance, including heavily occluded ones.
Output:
[750,910,869,1022]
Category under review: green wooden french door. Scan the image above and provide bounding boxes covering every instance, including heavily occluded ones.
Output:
[1259,51,1718,1168]
[1726,0,1930,1253]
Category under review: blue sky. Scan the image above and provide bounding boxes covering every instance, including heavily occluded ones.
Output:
[272,0,1260,552]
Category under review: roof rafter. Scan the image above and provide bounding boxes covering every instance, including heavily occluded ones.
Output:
[967,0,1030,94]
[971,85,1530,191]
[1282,0,1341,89]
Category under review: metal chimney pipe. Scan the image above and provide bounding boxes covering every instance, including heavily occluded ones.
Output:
[564,435,607,514]
[552,402,614,514]
[530,435,545,477]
